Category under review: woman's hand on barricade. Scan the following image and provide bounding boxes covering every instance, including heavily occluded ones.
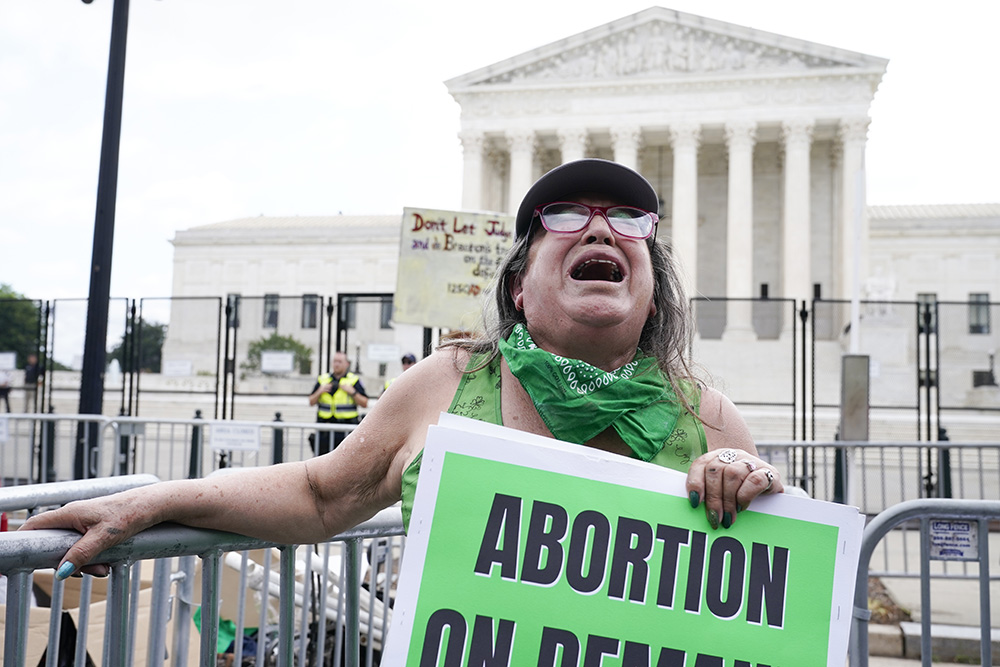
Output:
[20,488,160,579]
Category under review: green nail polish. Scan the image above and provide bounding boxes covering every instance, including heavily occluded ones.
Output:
[56,562,76,580]
[708,509,719,529]
[722,511,733,529]
[689,491,700,508]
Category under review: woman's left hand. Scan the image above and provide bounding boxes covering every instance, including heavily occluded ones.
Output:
[686,448,783,529]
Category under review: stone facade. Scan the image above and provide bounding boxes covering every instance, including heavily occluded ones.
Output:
[446,6,888,323]
[161,10,997,431]
[163,215,425,387]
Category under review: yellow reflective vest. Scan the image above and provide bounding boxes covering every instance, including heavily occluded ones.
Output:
[316,372,361,421]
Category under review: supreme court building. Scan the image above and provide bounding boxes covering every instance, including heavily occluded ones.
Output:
[446,7,886,336]
[160,8,998,434]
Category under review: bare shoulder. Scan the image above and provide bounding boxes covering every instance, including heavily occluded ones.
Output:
[699,386,757,455]
[378,347,469,405]
[350,347,469,469]
[303,347,472,523]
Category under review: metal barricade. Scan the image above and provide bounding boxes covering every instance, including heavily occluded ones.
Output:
[0,475,160,519]
[0,413,114,486]
[849,498,1000,667]
[0,476,404,667]
[757,441,1000,513]
[1,413,359,485]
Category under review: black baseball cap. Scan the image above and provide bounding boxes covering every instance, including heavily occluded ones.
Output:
[514,158,659,240]
[401,353,417,364]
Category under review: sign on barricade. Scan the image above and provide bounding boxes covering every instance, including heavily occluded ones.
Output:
[929,519,977,561]
[210,422,261,452]
[386,414,864,667]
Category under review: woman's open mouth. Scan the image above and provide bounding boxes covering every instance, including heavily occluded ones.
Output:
[571,258,624,283]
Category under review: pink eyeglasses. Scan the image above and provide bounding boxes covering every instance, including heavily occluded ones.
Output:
[534,202,658,240]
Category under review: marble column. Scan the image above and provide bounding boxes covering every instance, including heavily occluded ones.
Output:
[838,118,870,301]
[557,127,588,164]
[781,119,814,336]
[611,126,642,171]
[723,120,757,340]
[459,131,485,211]
[506,129,537,215]
[668,122,701,297]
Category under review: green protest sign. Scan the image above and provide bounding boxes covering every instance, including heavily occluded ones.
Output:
[386,415,863,667]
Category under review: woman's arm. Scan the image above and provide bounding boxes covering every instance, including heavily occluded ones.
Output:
[21,348,466,578]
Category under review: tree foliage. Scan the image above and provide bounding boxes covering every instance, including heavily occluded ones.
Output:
[240,332,313,378]
[108,321,167,373]
[0,283,43,367]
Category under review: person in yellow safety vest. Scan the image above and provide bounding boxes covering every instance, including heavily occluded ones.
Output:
[382,352,418,395]
[308,351,368,455]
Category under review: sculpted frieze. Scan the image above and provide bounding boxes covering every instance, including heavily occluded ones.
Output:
[477,21,848,85]
[456,76,873,121]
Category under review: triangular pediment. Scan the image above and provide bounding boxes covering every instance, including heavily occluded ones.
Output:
[446,7,887,90]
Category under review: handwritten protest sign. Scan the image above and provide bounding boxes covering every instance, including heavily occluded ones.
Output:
[385,414,864,667]
[393,208,514,330]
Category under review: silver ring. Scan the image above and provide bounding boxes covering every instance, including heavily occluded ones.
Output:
[738,459,757,472]
[763,469,774,492]
[716,449,739,464]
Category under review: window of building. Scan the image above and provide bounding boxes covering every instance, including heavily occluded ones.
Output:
[917,293,937,334]
[263,294,279,329]
[227,293,241,329]
[969,293,991,334]
[342,300,357,330]
[380,298,394,329]
[302,294,319,330]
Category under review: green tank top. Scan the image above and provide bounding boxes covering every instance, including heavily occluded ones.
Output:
[399,354,706,530]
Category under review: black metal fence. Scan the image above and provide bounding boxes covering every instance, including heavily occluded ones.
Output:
[3,295,996,445]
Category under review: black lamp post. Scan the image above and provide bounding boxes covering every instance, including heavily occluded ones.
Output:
[75,0,130,479]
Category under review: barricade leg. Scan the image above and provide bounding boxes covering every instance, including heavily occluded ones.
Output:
[147,559,171,667]
[200,552,222,667]
[3,571,32,667]
[344,539,361,667]
[172,556,196,667]
[106,562,132,667]
[277,547,297,667]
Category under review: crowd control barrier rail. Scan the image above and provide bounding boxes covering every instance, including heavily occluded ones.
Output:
[0,475,161,518]
[755,440,1000,512]
[4,413,997,504]
[757,441,1000,585]
[0,476,405,667]
[849,498,1000,667]
[0,413,358,486]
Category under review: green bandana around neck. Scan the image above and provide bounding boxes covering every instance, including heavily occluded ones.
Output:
[498,324,681,461]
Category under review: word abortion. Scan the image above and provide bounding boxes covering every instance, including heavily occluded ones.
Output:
[474,494,789,624]
[416,492,792,666]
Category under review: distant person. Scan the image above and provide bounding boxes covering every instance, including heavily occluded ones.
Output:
[23,354,42,413]
[308,351,368,454]
[0,368,11,412]
[383,352,417,393]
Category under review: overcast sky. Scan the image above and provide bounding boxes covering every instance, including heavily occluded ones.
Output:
[2,0,998,304]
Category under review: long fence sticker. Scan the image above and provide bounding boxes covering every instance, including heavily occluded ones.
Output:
[385,414,864,667]
[393,208,514,330]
